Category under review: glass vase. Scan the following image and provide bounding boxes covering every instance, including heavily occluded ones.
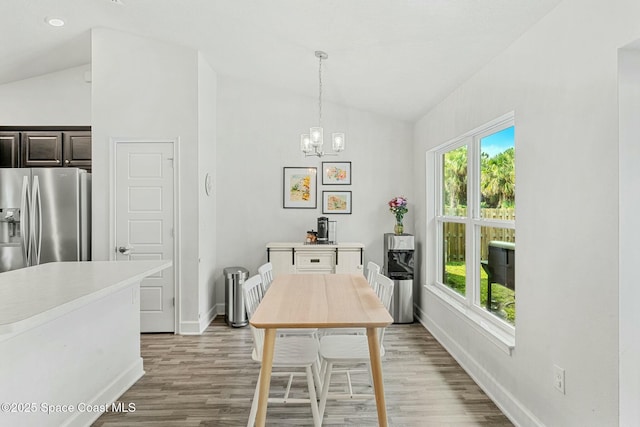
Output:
[394,221,404,235]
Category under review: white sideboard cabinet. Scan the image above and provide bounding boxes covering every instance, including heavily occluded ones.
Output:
[266,242,365,276]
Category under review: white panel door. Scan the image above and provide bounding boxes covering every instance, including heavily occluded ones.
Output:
[115,142,175,332]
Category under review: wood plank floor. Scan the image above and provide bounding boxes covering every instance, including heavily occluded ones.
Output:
[93,318,513,426]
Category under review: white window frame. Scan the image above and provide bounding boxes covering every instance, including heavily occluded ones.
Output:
[426,112,515,353]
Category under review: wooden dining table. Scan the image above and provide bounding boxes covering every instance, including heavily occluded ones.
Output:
[249,273,394,427]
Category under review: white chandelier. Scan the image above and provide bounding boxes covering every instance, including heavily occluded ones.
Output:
[300,51,345,157]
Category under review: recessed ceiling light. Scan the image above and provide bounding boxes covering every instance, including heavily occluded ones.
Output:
[45,17,65,27]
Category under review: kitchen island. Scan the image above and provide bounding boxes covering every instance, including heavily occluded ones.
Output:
[0,260,171,427]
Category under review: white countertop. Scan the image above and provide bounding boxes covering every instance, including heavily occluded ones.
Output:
[266,242,365,249]
[0,260,171,336]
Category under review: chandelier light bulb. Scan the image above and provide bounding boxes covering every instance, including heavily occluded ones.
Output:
[332,133,345,152]
[310,127,323,147]
[300,134,312,153]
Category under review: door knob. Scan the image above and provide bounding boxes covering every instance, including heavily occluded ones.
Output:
[117,245,132,255]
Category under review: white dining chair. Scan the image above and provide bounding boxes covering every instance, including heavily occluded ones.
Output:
[317,272,394,420]
[366,261,381,288]
[243,274,264,319]
[242,274,321,427]
[257,261,319,338]
[257,262,274,292]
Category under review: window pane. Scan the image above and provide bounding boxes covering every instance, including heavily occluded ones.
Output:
[479,226,515,325]
[442,146,467,216]
[443,222,466,296]
[480,126,515,214]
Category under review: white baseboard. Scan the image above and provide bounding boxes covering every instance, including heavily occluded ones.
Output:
[179,304,219,335]
[200,304,218,331]
[216,302,225,315]
[63,358,144,427]
[179,320,203,335]
[415,305,543,427]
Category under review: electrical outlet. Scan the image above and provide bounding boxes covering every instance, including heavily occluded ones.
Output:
[553,365,565,394]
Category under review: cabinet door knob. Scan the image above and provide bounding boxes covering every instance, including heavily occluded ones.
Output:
[65,159,70,164]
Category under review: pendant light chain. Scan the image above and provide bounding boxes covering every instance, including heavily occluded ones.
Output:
[318,54,323,127]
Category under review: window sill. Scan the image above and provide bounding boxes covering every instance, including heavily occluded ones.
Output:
[424,284,515,355]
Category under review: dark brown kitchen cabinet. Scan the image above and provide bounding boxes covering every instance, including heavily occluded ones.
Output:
[63,132,92,169]
[0,127,91,169]
[21,131,63,167]
[0,132,20,167]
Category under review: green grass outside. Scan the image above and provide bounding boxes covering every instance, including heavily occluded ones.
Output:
[444,262,515,324]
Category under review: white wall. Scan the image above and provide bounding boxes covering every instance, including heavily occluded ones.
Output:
[0,64,91,125]
[197,52,218,329]
[0,30,217,334]
[215,74,413,305]
[618,45,640,426]
[413,0,640,425]
[91,28,206,333]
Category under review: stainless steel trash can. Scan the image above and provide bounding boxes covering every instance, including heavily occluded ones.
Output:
[224,267,249,327]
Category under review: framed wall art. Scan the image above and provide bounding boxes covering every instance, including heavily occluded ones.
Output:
[322,161,352,185]
[283,167,317,208]
[322,190,352,214]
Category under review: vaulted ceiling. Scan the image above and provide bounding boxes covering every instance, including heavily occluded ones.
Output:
[1,0,562,121]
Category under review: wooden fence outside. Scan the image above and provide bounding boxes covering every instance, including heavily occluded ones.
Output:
[443,208,515,261]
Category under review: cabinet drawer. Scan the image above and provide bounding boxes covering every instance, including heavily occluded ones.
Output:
[295,251,334,269]
[297,268,334,274]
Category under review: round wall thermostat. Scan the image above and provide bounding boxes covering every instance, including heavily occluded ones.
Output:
[205,173,213,196]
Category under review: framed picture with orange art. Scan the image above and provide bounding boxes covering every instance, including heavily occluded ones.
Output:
[322,161,351,185]
[283,167,317,208]
[322,191,352,214]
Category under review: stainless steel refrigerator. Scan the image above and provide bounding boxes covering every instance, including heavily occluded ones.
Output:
[0,168,91,273]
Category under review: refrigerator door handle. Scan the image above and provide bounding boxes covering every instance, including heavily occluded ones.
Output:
[20,176,31,266]
[31,176,43,266]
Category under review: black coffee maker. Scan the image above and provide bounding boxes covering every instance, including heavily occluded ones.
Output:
[317,217,329,244]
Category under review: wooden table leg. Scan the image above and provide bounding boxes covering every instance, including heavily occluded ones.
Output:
[256,328,276,427]
[366,327,388,427]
